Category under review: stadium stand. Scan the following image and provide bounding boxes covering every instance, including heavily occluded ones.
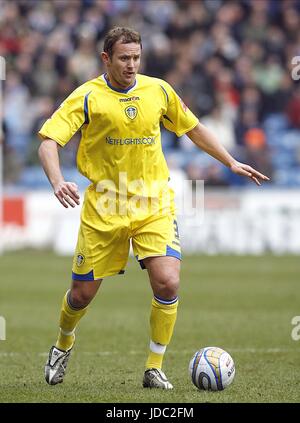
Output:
[1,0,300,189]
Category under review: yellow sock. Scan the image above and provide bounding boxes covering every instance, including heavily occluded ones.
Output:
[56,329,76,352]
[146,350,164,370]
[55,290,88,351]
[145,296,178,370]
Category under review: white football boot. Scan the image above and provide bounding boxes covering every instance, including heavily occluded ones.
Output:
[45,346,72,385]
[143,368,173,389]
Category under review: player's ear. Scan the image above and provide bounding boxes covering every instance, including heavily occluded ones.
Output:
[101,51,110,65]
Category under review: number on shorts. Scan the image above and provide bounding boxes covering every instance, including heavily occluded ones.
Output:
[173,219,180,240]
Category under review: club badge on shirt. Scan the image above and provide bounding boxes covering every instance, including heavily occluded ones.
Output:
[125,106,138,120]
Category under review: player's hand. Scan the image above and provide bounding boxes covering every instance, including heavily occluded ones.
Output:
[230,161,270,186]
[54,181,80,208]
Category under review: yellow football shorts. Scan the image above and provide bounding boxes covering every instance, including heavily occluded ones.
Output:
[72,184,181,280]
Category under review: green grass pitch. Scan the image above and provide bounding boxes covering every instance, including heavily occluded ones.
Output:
[0,251,299,403]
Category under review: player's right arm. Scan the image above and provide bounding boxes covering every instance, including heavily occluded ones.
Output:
[38,139,80,208]
[38,84,90,207]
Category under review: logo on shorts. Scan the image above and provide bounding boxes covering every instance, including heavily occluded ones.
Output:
[125,106,138,120]
[76,254,85,267]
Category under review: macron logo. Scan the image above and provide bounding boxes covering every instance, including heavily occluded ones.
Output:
[119,96,140,102]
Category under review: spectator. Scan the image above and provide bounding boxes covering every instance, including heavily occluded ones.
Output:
[201,105,236,152]
[243,128,273,180]
[205,163,229,187]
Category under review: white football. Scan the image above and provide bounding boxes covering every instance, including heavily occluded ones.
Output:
[189,346,235,391]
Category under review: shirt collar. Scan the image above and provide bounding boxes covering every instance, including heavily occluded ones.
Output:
[103,73,137,94]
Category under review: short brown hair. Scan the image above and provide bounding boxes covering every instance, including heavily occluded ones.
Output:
[103,27,142,58]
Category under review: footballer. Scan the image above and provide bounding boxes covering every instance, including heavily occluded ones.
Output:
[38,27,269,389]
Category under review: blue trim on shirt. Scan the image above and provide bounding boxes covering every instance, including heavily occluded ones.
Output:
[104,73,136,94]
[84,91,92,124]
[72,270,95,281]
[160,84,169,104]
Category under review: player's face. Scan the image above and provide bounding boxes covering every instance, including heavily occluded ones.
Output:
[102,41,141,89]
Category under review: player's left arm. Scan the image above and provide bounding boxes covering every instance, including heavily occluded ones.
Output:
[186,122,270,186]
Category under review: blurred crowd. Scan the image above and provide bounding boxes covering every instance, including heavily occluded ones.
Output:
[1,0,300,189]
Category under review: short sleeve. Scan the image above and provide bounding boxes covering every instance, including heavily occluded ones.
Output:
[38,87,89,147]
[160,81,199,137]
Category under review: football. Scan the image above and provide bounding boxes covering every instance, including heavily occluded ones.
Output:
[189,346,235,391]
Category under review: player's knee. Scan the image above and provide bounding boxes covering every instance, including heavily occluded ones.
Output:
[153,272,179,300]
[69,289,93,309]
[70,279,102,308]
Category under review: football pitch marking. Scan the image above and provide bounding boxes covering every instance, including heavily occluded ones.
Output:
[0,316,5,340]
[0,347,296,358]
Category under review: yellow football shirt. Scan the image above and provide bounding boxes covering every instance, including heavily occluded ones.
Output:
[39,73,199,197]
